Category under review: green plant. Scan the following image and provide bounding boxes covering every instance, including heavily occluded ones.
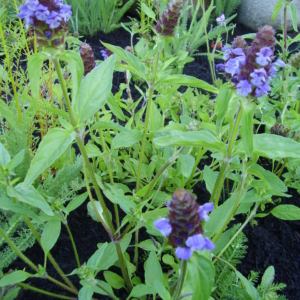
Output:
[215,0,242,20]
[66,0,135,35]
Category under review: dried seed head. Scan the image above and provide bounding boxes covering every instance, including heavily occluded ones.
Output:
[80,43,96,76]
[270,123,290,138]
[153,0,182,36]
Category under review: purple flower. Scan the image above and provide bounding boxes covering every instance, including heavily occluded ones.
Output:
[25,0,39,11]
[255,83,271,98]
[250,68,267,86]
[216,63,225,72]
[236,80,252,97]
[198,203,214,222]
[225,58,240,76]
[274,59,287,67]
[153,218,172,236]
[222,46,231,61]
[58,4,72,22]
[17,5,35,28]
[256,47,273,66]
[216,14,225,25]
[101,50,108,60]
[35,4,49,21]
[153,189,214,260]
[46,11,62,29]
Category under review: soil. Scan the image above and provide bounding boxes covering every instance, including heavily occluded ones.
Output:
[4,17,300,300]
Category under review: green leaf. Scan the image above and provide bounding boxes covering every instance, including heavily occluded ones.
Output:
[129,284,155,298]
[236,134,300,159]
[145,251,163,288]
[23,128,76,187]
[0,142,10,166]
[103,271,126,290]
[93,280,116,296]
[0,101,19,130]
[157,75,218,94]
[271,0,284,21]
[154,280,171,300]
[28,52,48,103]
[66,192,88,213]
[203,165,218,195]
[87,201,112,227]
[58,50,84,100]
[149,101,163,131]
[270,205,300,220]
[73,55,115,123]
[90,121,129,133]
[107,93,126,121]
[289,4,298,32]
[215,85,232,132]
[85,143,101,158]
[0,196,42,223]
[102,42,147,80]
[41,219,61,254]
[236,270,260,299]
[0,271,33,287]
[206,192,243,238]
[141,3,156,20]
[87,242,108,269]
[241,102,255,157]
[154,130,226,155]
[261,266,275,289]
[7,149,25,170]
[183,253,215,300]
[138,239,160,252]
[179,154,195,178]
[78,285,93,300]
[96,233,132,271]
[111,130,142,149]
[42,106,69,120]
[7,184,53,216]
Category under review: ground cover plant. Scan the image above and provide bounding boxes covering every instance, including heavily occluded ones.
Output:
[0,0,300,299]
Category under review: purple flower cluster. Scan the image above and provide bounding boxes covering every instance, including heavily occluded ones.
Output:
[17,0,72,30]
[217,26,286,98]
[154,189,214,260]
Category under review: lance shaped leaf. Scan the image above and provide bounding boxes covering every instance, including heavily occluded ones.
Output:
[73,55,115,123]
[23,128,76,188]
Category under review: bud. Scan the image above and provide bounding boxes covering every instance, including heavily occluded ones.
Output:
[80,43,96,76]
[153,0,182,36]
[289,51,300,69]
[270,123,290,138]
[154,189,214,260]
[232,36,248,55]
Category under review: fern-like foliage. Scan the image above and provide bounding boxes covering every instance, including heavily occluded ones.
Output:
[213,224,250,299]
[215,0,242,19]
[40,155,84,203]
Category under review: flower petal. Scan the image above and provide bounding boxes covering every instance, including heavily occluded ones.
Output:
[198,203,214,221]
[204,237,215,250]
[175,247,193,260]
[153,218,172,236]
[186,234,205,250]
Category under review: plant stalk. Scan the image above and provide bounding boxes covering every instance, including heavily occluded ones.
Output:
[171,260,188,300]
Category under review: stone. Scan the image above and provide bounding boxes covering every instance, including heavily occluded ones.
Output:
[237,0,300,31]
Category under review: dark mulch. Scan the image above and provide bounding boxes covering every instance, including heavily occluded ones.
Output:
[4,19,300,300]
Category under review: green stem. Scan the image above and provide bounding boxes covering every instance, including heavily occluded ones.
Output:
[53,57,114,235]
[213,202,259,262]
[212,164,247,244]
[210,104,243,207]
[54,57,132,292]
[136,50,160,193]
[12,0,30,55]
[0,226,78,296]
[0,22,22,121]
[212,255,236,271]
[186,148,206,189]
[143,147,184,202]
[201,0,216,87]
[171,260,188,300]
[59,211,80,269]
[22,214,77,291]
[16,282,77,300]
